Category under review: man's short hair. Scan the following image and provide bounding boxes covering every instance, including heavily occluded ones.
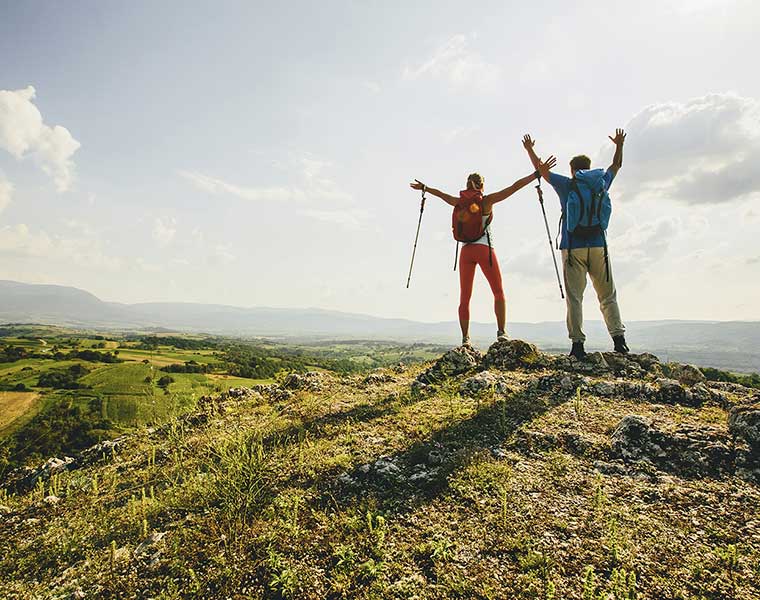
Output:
[570,155,591,171]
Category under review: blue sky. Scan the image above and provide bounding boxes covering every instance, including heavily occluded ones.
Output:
[1,0,759,324]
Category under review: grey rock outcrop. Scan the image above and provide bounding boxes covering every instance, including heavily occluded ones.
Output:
[664,363,706,386]
[611,415,734,478]
[459,371,512,397]
[482,339,544,371]
[282,371,322,391]
[416,345,481,385]
[362,372,396,387]
[728,403,760,453]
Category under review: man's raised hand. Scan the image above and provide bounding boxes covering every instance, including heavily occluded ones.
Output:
[609,128,626,146]
[409,180,425,191]
[522,134,535,150]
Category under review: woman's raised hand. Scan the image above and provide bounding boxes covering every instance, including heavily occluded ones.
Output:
[538,155,557,179]
[409,180,425,191]
[541,155,557,170]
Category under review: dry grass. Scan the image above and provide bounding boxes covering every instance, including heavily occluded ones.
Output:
[1,360,758,599]
[0,391,40,433]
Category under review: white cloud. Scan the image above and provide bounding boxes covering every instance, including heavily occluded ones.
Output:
[178,170,302,202]
[0,223,53,257]
[0,177,13,214]
[296,208,369,229]
[179,155,361,225]
[0,86,81,191]
[135,257,163,273]
[441,126,479,144]
[617,93,760,205]
[0,223,121,270]
[612,217,678,269]
[402,34,500,88]
[363,81,381,94]
[212,243,236,264]
[152,217,177,246]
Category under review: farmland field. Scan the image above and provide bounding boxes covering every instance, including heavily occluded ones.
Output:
[0,391,40,433]
[0,324,443,470]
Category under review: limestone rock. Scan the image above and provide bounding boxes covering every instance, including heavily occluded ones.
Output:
[416,345,482,384]
[362,372,395,386]
[665,363,707,386]
[611,415,734,478]
[611,415,662,461]
[282,371,322,391]
[78,436,128,466]
[135,531,167,558]
[482,339,544,371]
[655,378,700,406]
[459,370,511,397]
[410,380,432,397]
[593,460,628,475]
[593,380,617,397]
[728,403,760,453]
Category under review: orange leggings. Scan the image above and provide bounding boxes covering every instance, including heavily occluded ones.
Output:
[458,244,505,322]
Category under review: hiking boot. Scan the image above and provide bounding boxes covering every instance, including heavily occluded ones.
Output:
[462,335,472,348]
[613,335,630,354]
[569,341,586,360]
[497,330,508,342]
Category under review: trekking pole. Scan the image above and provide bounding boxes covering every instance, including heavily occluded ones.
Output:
[406,180,426,288]
[535,180,565,299]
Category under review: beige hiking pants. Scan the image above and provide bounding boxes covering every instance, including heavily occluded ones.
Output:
[561,247,625,343]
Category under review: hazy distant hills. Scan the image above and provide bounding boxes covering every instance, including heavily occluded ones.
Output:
[1,280,759,372]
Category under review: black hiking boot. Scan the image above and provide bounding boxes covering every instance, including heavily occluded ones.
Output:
[569,341,586,360]
[613,335,630,354]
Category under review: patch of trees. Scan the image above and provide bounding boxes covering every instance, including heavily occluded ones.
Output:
[220,344,363,378]
[70,349,121,363]
[0,344,122,365]
[0,382,29,392]
[702,367,760,390]
[0,396,114,474]
[138,336,218,351]
[50,350,121,363]
[37,364,91,390]
[160,361,210,374]
[157,375,174,388]
[222,346,293,379]
[0,344,34,363]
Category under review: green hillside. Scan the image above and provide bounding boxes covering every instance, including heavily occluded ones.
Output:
[1,340,758,599]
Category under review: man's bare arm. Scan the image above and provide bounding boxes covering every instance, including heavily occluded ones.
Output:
[522,135,555,180]
[608,128,626,175]
[409,181,458,206]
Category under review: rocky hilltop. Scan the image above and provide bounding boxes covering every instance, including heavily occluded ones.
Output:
[1,340,759,599]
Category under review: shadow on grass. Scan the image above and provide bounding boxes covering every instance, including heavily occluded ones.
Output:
[260,387,413,452]
[313,376,572,515]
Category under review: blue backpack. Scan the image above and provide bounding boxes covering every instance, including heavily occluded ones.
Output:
[565,169,612,239]
[561,168,612,280]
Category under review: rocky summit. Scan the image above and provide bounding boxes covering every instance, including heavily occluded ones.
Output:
[1,339,759,599]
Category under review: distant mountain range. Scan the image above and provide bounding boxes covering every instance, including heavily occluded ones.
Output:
[1,280,759,372]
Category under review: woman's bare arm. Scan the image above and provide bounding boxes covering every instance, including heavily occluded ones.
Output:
[409,181,458,206]
[484,156,557,208]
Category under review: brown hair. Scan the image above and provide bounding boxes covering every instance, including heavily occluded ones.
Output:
[570,155,591,172]
[466,172,484,190]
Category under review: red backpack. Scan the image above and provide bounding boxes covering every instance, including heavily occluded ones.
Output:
[451,189,493,269]
[452,189,491,242]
